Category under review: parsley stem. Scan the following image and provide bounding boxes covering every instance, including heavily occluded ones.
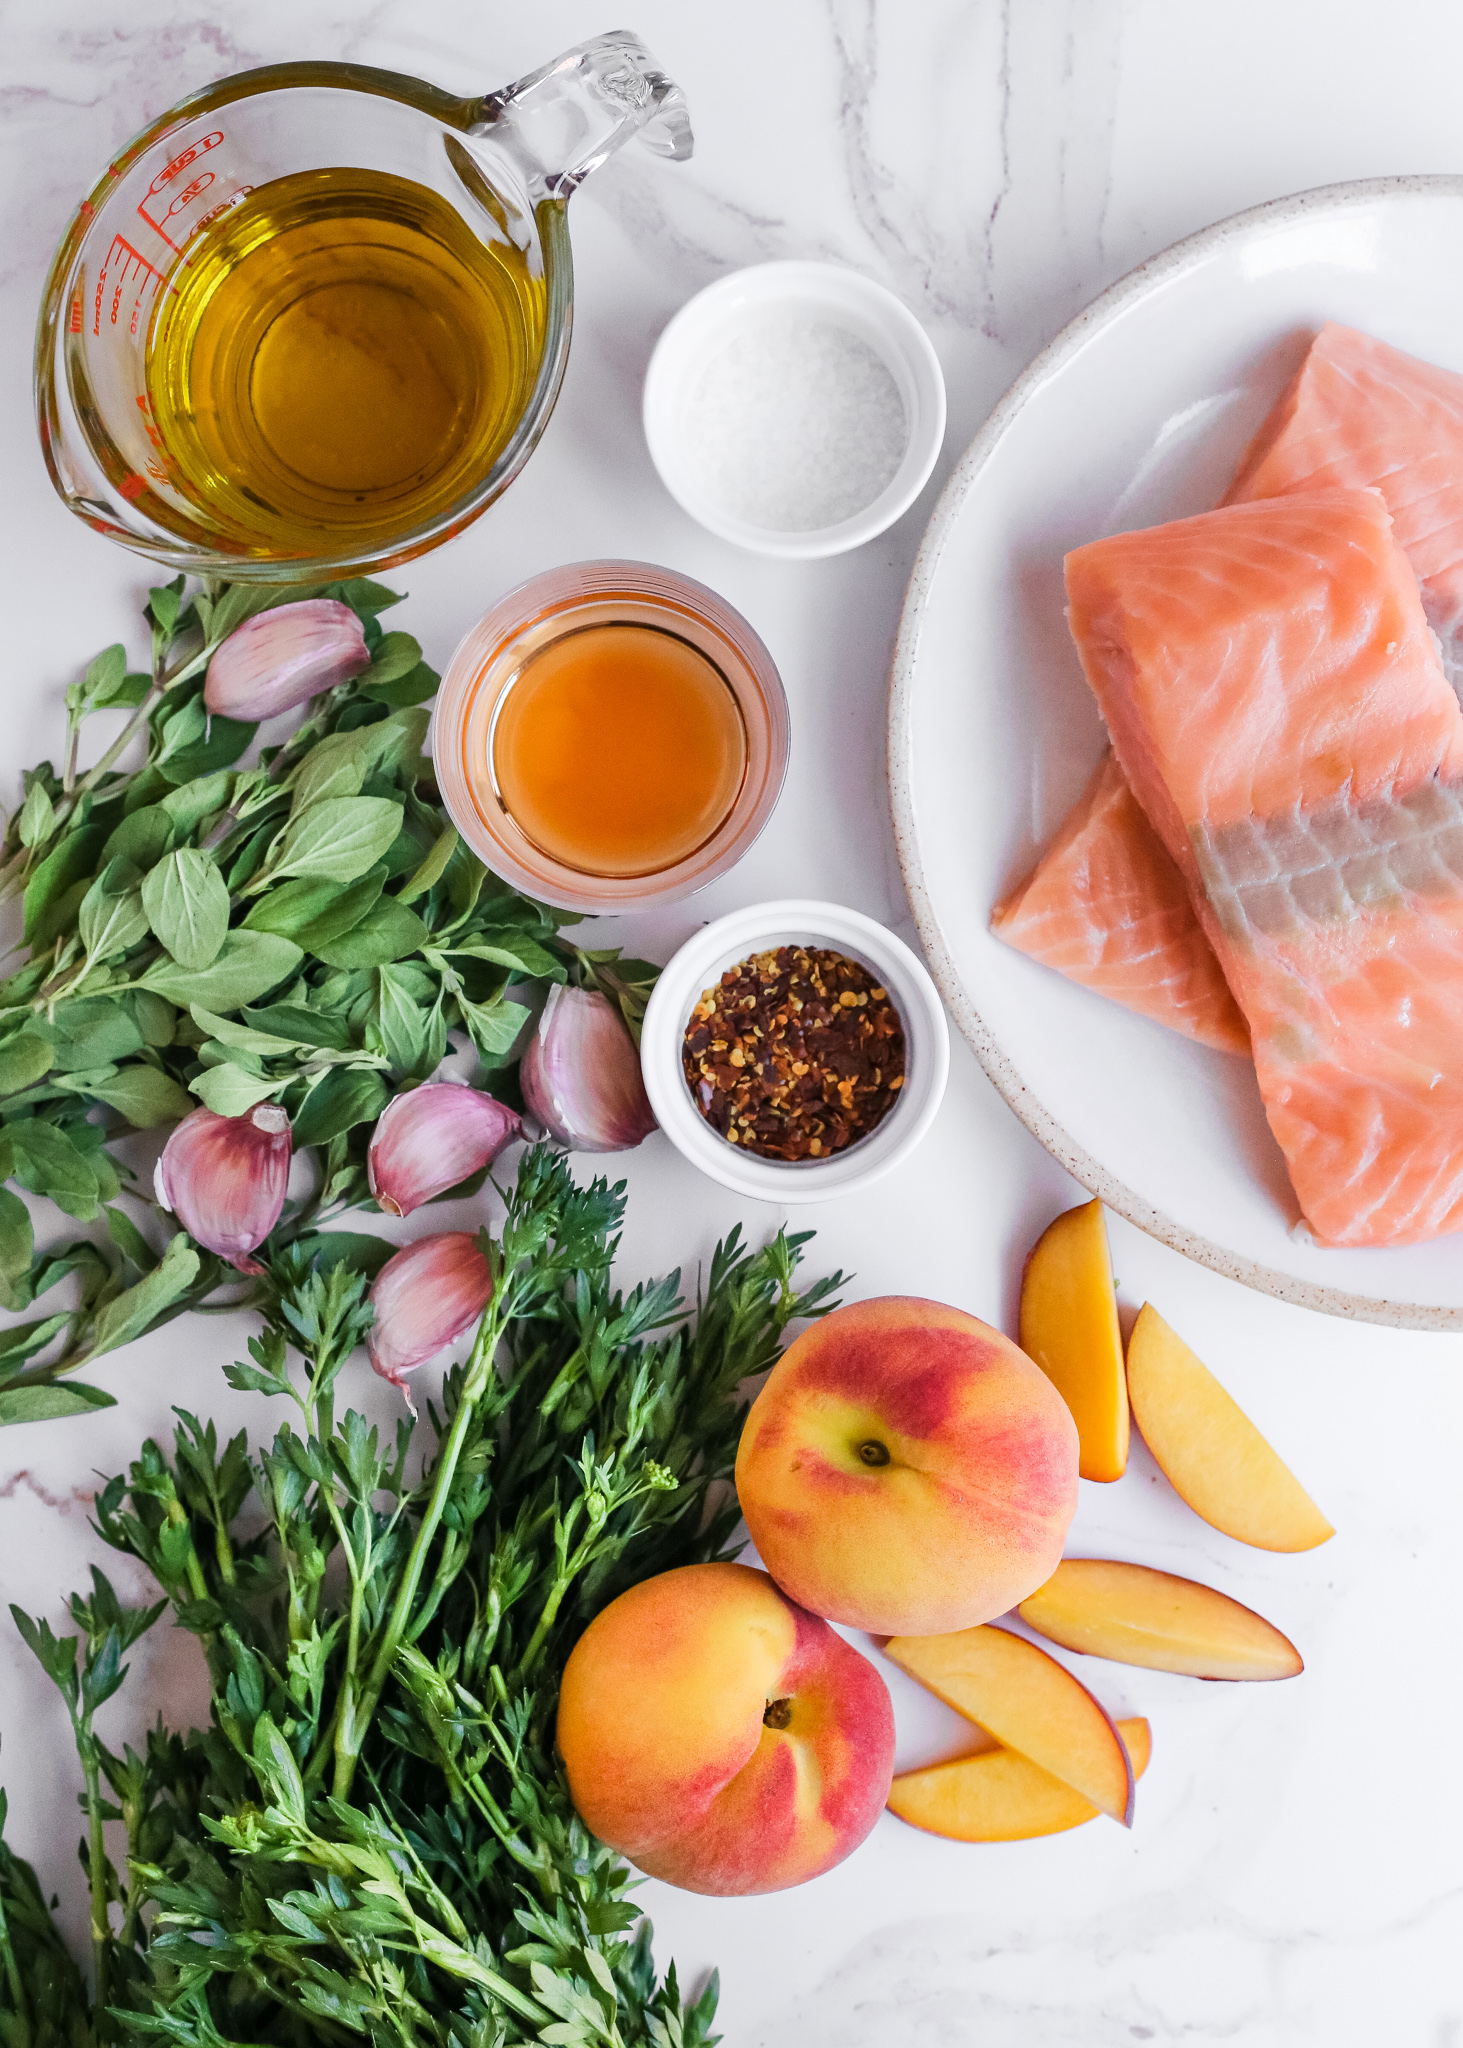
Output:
[118,1797,146,1956]
[514,1520,602,1683]
[330,1290,507,1800]
[322,1489,367,1795]
[78,1736,112,2024]
[165,1494,211,1609]
[0,1881,30,2048]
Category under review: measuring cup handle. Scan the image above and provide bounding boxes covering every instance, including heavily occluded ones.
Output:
[470,30,693,201]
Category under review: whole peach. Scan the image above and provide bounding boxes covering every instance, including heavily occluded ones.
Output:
[735,1296,1079,1634]
[556,1561,894,1895]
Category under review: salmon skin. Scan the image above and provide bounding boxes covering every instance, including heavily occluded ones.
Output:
[992,751,1248,1054]
[1225,322,1463,684]
[1066,487,1463,1249]
[997,323,1463,1059]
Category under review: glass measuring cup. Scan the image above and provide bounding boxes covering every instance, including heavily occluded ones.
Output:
[35,32,691,581]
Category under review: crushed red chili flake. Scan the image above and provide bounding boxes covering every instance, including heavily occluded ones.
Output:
[682,946,906,1161]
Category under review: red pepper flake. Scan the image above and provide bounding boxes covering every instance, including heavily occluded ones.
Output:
[682,946,906,1161]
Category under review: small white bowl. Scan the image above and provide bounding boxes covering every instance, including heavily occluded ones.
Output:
[641,900,950,1202]
[643,262,947,560]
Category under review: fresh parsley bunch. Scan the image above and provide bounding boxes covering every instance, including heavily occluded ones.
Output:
[0,581,654,1428]
[0,1147,842,2048]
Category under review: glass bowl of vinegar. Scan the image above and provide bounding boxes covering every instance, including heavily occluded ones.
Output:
[431,562,790,912]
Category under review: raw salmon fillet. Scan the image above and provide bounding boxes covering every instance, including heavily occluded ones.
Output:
[992,751,1248,1053]
[1225,322,1463,680]
[1000,324,1463,1053]
[1066,487,1463,1248]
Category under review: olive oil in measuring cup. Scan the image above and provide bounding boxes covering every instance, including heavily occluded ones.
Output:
[143,166,546,556]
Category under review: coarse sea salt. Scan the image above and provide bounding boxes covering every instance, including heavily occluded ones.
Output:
[680,314,908,532]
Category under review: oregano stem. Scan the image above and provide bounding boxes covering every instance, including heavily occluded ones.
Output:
[46,640,211,841]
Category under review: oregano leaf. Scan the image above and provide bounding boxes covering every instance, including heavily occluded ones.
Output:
[81,1066,195,1128]
[78,873,150,963]
[267,796,403,888]
[17,780,55,848]
[0,1033,55,1097]
[0,1381,116,1426]
[141,930,302,1011]
[373,964,430,1074]
[398,825,458,903]
[83,643,128,703]
[141,847,230,970]
[190,1062,287,1116]
[70,1233,200,1367]
[190,1006,301,1056]
[0,1186,34,1312]
[5,1121,100,1221]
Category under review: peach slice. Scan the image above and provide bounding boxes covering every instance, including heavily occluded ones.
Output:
[1019,1199,1128,1481]
[1018,1558,1303,1680]
[888,1717,1151,1841]
[885,1622,1135,1825]
[1126,1303,1334,1551]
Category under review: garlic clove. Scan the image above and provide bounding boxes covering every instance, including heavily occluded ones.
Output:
[154,1103,292,1274]
[520,986,657,1154]
[204,599,371,722]
[366,1231,494,1403]
[367,1082,521,1217]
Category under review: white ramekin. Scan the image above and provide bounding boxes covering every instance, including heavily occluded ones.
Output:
[642,262,947,560]
[640,900,950,1202]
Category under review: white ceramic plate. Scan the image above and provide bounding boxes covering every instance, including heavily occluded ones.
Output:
[889,175,1463,1331]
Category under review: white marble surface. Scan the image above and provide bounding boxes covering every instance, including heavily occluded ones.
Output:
[1,4,1462,2043]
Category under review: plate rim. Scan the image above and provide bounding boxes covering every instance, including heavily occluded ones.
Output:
[888,172,1463,1333]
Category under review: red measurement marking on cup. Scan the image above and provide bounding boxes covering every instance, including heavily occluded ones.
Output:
[192,185,253,234]
[137,130,225,252]
[118,448,173,504]
[145,131,223,198]
[92,235,162,339]
[135,393,169,460]
[130,396,185,487]
[156,171,214,223]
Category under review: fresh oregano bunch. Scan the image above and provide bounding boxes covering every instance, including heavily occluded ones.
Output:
[0,579,652,1427]
[1,1146,842,2046]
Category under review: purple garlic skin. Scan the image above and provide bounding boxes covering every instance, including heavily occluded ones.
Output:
[520,986,657,1154]
[367,1232,494,1399]
[204,600,371,722]
[154,1104,292,1274]
[367,1082,521,1218]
